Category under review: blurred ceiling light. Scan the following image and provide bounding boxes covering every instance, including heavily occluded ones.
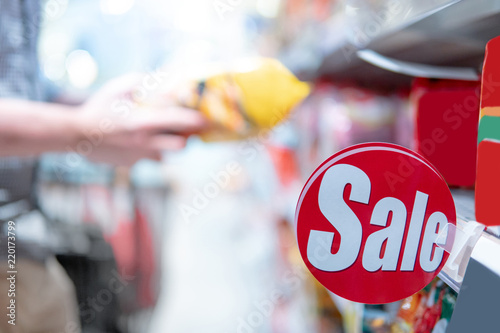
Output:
[39,31,72,58]
[43,53,67,81]
[66,50,98,89]
[100,0,135,15]
[256,0,281,18]
[174,3,213,33]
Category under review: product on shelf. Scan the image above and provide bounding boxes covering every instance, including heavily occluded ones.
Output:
[267,143,345,333]
[341,86,398,146]
[480,35,500,116]
[476,36,500,227]
[411,78,480,187]
[477,115,500,142]
[362,304,393,333]
[155,58,310,141]
[391,279,456,333]
[313,280,345,333]
[475,140,500,226]
[291,82,403,178]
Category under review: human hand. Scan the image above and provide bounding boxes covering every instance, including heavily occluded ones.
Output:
[74,74,207,166]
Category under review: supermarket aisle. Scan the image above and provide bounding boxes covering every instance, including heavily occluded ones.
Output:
[148,141,315,333]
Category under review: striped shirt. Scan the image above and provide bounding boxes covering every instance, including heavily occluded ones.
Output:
[0,0,42,219]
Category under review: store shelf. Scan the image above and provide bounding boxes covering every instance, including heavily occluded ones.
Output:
[450,188,476,222]
[296,0,500,88]
[438,189,500,292]
[450,188,500,237]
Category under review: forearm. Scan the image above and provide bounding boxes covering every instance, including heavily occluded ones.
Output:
[0,99,83,156]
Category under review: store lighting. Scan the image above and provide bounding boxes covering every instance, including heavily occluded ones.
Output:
[66,50,99,89]
[173,4,213,33]
[100,0,135,16]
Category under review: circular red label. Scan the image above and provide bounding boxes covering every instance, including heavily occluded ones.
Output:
[295,143,456,304]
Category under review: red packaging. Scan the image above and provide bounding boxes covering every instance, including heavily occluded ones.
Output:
[412,78,480,187]
[480,36,500,111]
[475,139,500,226]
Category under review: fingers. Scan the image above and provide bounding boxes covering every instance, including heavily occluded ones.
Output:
[148,134,188,150]
[80,74,209,167]
[133,106,209,135]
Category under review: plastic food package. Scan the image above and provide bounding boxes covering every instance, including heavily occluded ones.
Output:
[158,58,310,141]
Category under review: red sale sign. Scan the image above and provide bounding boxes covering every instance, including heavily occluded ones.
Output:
[295,143,456,304]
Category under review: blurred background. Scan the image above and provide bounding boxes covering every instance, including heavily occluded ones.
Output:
[27,0,500,332]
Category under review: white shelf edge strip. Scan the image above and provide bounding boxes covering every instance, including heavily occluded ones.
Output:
[357,49,480,81]
[471,232,500,277]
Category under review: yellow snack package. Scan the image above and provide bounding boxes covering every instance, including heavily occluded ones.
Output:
[170,58,310,141]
